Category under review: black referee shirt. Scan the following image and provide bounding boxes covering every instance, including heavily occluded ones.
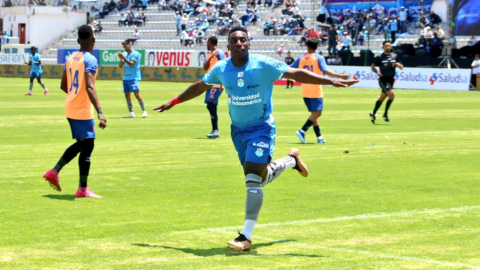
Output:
[285,56,295,66]
[373,53,402,78]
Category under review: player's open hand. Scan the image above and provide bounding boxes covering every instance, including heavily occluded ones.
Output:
[153,102,173,112]
[98,118,107,129]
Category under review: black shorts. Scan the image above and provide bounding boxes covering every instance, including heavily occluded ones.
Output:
[379,77,394,93]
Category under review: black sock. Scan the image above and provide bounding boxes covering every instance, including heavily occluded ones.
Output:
[313,126,321,137]
[206,102,218,131]
[372,100,383,114]
[78,139,94,188]
[384,99,393,115]
[54,141,82,172]
[301,119,314,132]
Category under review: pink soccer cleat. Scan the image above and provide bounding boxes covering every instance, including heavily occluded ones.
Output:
[43,168,61,191]
[44,89,49,95]
[75,187,103,198]
[25,93,32,96]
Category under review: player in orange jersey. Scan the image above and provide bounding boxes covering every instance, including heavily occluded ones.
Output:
[290,38,349,143]
[43,25,107,198]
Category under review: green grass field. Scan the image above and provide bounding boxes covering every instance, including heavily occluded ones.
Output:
[1,77,480,270]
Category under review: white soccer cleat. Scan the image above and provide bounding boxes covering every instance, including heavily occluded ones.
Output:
[142,111,148,118]
[124,112,135,118]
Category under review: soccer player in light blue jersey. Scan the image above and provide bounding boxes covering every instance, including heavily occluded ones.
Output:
[154,26,358,252]
[117,39,147,118]
[23,46,49,96]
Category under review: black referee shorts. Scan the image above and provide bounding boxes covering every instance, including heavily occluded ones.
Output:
[379,77,395,93]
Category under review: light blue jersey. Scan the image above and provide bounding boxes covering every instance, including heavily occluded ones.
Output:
[29,53,42,73]
[122,50,141,81]
[203,54,288,128]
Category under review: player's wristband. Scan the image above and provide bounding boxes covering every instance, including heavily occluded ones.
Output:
[97,108,105,119]
[372,67,378,73]
[170,96,181,106]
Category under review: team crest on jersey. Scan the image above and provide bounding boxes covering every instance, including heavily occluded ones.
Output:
[238,72,244,77]
[255,148,264,157]
[237,78,245,87]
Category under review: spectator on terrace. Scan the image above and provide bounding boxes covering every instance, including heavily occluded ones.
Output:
[157,0,166,10]
[196,29,205,45]
[117,0,128,11]
[128,29,140,45]
[108,0,117,12]
[356,27,367,45]
[200,19,209,32]
[424,26,433,39]
[95,21,103,34]
[126,10,136,26]
[208,12,218,24]
[430,10,442,26]
[272,0,283,10]
[174,11,182,35]
[416,35,427,51]
[340,31,352,51]
[263,17,275,35]
[418,14,428,29]
[181,13,189,31]
[180,30,188,46]
[436,25,444,39]
[327,53,335,64]
[331,53,343,65]
[138,13,147,26]
[467,34,478,46]
[430,32,443,57]
[99,3,109,18]
[119,12,127,26]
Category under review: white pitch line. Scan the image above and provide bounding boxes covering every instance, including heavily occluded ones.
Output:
[253,236,480,270]
[203,205,480,269]
[204,205,480,232]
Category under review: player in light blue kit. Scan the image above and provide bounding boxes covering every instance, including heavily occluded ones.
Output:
[23,46,49,96]
[154,26,358,252]
[117,39,147,118]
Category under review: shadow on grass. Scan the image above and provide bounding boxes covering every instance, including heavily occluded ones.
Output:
[132,240,325,257]
[42,194,76,201]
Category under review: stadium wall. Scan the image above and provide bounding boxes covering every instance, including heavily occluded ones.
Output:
[0,65,471,91]
[1,6,85,51]
[0,65,207,83]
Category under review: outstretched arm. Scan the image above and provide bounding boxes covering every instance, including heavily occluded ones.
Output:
[153,80,211,112]
[324,69,350,80]
[282,67,358,87]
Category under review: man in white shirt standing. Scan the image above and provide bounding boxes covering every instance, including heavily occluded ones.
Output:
[398,6,407,33]
[471,54,480,89]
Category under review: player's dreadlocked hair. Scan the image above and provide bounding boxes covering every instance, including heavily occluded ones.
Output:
[78,25,93,40]
[228,26,249,38]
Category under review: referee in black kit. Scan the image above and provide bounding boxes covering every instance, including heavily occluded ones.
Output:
[369,41,404,124]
